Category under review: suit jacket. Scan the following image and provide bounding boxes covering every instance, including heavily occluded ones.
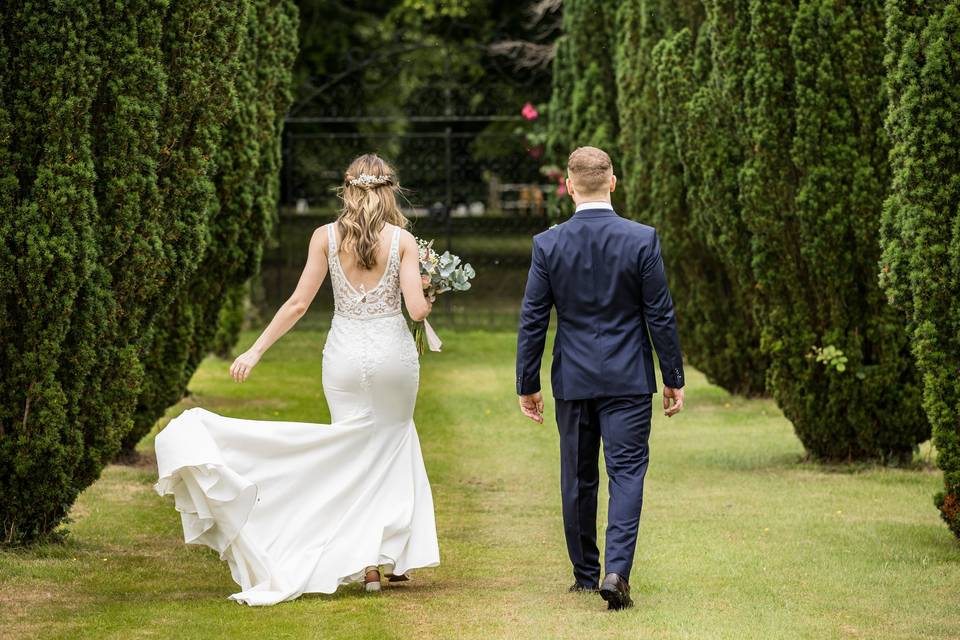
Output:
[515,206,684,400]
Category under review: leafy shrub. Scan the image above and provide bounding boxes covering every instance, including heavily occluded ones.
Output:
[613,1,767,396]
[0,0,297,544]
[544,1,766,395]
[880,0,960,535]
[548,0,620,167]
[120,0,298,455]
[608,0,929,459]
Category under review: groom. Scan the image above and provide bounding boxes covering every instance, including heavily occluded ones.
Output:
[515,146,685,611]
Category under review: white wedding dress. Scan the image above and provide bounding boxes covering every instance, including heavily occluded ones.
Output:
[154,225,439,606]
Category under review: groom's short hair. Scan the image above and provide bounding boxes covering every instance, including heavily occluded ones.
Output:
[567,146,613,195]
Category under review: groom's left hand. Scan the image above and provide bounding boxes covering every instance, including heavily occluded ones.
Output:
[518,392,545,424]
[663,386,684,417]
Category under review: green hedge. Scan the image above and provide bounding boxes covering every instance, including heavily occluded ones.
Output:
[213,282,249,360]
[744,0,928,460]
[605,0,929,459]
[0,1,297,545]
[614,1,767,396]
[881,0,960,535]
[0,0,185,546]
[548,0,620,166]
[120,0,298,455]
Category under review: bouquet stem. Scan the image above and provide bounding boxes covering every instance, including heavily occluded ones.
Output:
[412,319,442,354]
[413,321,426,355]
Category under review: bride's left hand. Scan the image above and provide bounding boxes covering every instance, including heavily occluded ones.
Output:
[230,349,262,383]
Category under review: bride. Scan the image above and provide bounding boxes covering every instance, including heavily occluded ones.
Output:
[153,153,440,606]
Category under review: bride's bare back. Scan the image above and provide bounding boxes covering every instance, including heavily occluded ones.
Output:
[335,223,401,292]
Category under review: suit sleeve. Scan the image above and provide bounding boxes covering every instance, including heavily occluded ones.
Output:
[516,237,554,395]
[640,231,685,389]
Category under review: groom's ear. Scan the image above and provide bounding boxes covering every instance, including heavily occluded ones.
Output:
[565,177,574,198]
[610,175,617,193]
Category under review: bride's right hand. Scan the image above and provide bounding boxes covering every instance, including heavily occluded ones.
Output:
[230,349,262,383]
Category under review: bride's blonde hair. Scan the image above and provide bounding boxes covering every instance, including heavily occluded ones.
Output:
[336,154,409,270]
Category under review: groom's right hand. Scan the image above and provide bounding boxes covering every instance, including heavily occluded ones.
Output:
[518,392,545,424]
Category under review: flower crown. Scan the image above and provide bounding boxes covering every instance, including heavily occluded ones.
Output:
[348,173,393,187]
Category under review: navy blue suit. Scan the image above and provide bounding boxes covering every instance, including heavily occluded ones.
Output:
[515,205,684,587]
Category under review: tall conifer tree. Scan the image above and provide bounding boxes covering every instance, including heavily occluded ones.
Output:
[606,0,929,459]
[549,0,620,165]
[0,0,299,544]
[121,0,298,455]
[615,0,766,395]
[881,0,960,535]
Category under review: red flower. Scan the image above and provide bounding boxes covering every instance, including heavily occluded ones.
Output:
[521,102,539,121]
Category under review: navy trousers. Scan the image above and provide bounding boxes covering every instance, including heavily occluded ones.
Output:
[555,395,652,587]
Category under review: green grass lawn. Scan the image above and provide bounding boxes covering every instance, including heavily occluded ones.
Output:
[2,330,958,639]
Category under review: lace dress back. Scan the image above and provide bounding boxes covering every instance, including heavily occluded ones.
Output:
[328,224,402,320]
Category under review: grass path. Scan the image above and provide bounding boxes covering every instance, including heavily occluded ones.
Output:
[1,330,958,639]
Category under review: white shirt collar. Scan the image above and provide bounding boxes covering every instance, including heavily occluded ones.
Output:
[575,201,614,213]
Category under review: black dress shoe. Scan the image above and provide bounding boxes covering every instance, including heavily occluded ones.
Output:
[568,582,598,593]
[599,573,633,610]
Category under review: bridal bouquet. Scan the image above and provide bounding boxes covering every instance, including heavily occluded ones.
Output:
[414,238,476,353]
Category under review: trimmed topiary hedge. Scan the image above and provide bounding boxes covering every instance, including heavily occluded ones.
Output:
[0,0,192,546]
[120,0,298,456]
[548,0,620,166]
[0,1,297,544]
[614,0,767,396]
[757,0,927,461]
[880,0,960,536]
[606,0,929,460]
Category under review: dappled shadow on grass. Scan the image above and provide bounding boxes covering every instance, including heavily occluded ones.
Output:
[113,449,157,469]
[0,535,86,559]
[791,449,941,476]
[692,448,939,475]
[872,522,960,560]
[694,451,806,472]
[296,577,454,605]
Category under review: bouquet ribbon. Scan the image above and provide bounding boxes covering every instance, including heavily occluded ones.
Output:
[423,319,443,352]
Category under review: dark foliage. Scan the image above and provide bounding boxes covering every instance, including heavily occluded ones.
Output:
[604,0,929,459]
[881,0,960,535]
[0,0,298,543]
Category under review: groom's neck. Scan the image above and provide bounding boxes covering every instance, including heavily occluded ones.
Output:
[573,196,612,207]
